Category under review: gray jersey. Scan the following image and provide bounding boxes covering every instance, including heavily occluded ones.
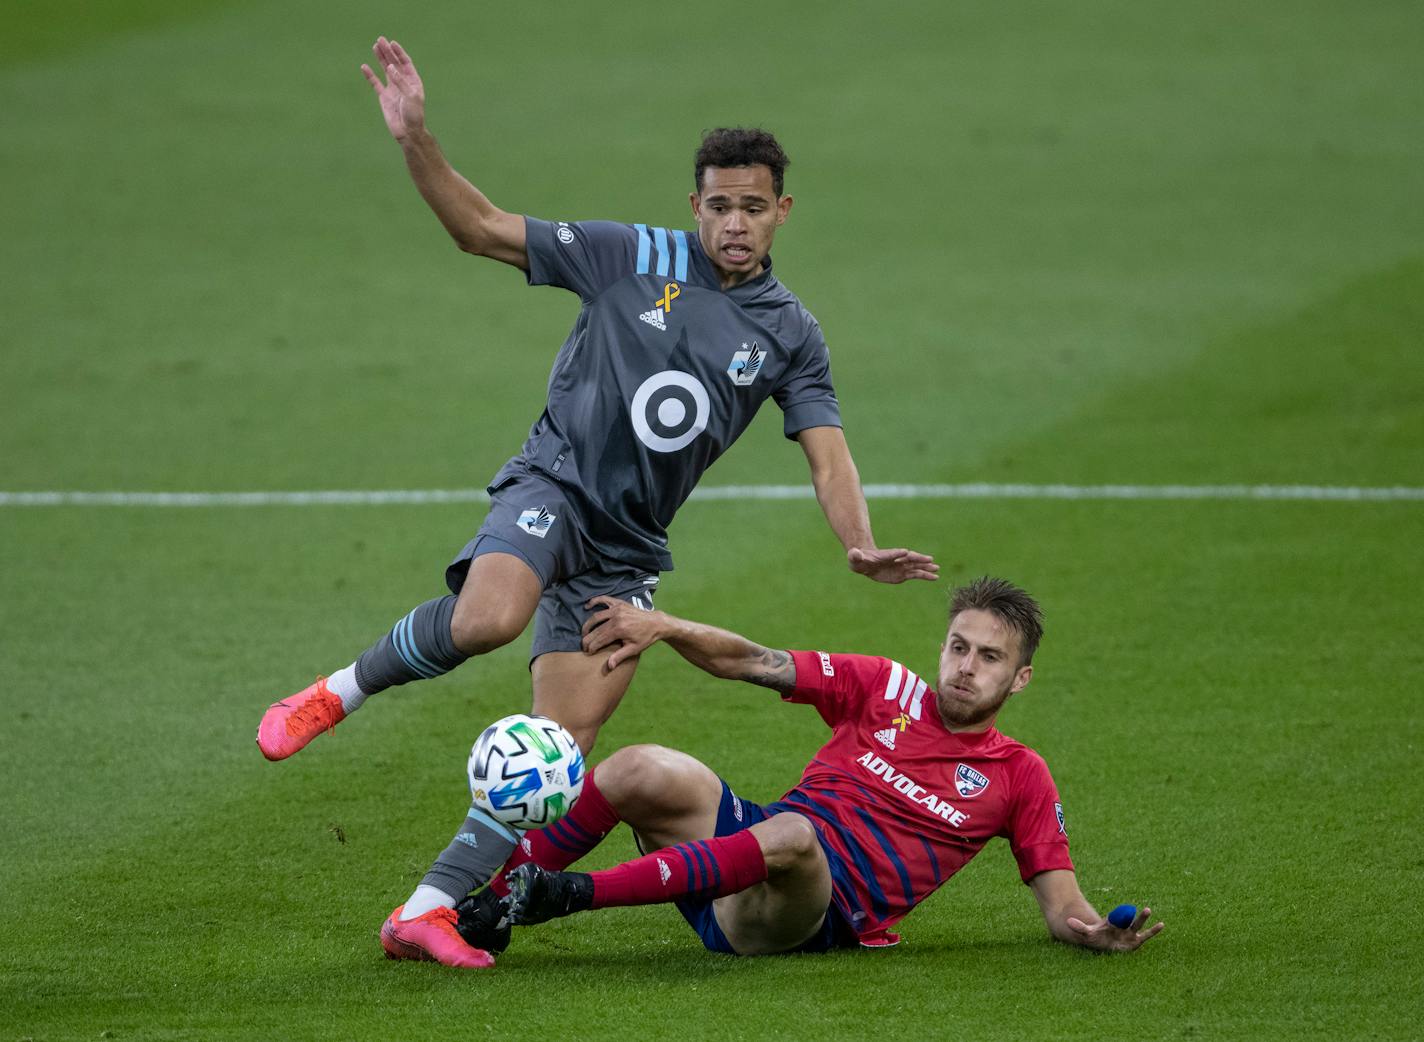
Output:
[489,216,842,572]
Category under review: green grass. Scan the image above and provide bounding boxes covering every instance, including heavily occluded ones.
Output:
[2,0,1422,1038]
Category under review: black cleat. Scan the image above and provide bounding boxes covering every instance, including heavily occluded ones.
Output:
[454,888,512,954]
[505,864,595,926]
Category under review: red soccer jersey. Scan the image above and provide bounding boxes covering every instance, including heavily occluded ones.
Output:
[776,650,1074,940]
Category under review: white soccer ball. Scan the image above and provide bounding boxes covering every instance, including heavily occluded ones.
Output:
[467,714,585,830]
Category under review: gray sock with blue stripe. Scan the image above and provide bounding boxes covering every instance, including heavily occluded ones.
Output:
[399,808,521,920]
[351,595,467,699]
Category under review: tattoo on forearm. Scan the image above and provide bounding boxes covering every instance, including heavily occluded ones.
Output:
[746,648,796,692]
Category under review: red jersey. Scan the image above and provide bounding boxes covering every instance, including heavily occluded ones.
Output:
[774,651,1073,940]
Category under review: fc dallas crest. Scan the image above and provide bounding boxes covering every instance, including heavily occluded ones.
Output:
[954,763,990,798]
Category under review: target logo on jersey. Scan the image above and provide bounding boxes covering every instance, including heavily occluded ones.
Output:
[630,370,710,452]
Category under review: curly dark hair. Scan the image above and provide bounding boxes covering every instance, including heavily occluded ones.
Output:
[949,576,1045,665]
[694,127,790,197]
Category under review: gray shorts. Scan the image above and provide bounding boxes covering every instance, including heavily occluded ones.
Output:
[445,469,659,660]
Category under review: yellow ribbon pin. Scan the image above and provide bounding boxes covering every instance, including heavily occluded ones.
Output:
[656,282,680,313]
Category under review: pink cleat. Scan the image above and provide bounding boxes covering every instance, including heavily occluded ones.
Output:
[256,678,346,761]
[858,927,901,948]
[380,906,496,969]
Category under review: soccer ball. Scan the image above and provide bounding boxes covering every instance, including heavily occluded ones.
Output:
[467,714,584,830]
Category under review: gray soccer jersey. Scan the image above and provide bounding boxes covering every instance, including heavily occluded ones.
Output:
[487,217,842,572]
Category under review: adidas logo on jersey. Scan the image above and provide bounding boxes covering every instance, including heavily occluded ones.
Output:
[874,727,897,750]
[657,858,672,885]
[639,282,679,331]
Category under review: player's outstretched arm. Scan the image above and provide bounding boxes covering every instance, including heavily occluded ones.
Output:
[581,597,796,691]
[1029,870,1164,953]
[360,36,527,268]
[795,427,938,584]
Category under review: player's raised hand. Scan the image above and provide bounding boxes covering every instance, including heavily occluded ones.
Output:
[1065,906,1164,953]
[581,596,665,672]
[847,546,939,584]
[360,36,425,141]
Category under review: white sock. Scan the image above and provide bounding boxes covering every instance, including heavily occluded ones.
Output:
[400,884,457,920]
[326,664,368,714]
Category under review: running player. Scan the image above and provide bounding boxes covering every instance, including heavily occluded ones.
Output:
[260,36,935,955]
[404,577,1162,963]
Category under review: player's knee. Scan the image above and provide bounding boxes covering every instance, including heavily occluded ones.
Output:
[595,744,674,794]
[449,599,527,655]
[760,813,821,875]
[594,745,703,813]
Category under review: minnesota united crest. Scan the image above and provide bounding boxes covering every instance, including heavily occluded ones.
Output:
[516,506,556,538]
[727,342,763,386]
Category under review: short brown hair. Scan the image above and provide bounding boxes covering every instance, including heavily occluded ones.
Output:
[949,576,1044,665]
[694,128,790,197]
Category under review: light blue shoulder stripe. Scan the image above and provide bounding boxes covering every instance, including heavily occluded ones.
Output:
[671,230,689,281]
[653,226,670,276]
[634,223,652,274]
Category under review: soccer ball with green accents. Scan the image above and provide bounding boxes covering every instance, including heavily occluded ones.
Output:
[467,714,584,830]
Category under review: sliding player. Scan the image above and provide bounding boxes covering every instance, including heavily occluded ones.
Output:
[401,577,1163,962]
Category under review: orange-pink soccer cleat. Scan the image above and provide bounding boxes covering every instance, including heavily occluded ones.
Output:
[380,906,496,969]
[256,678,346,761]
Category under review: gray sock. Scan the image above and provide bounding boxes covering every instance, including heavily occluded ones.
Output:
[354,595,467,695]
[421,808,521,899]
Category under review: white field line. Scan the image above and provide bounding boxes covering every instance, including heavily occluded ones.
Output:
[1,484,1421,507]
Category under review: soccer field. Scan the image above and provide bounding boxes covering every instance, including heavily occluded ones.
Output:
[3,1,1422,1039]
